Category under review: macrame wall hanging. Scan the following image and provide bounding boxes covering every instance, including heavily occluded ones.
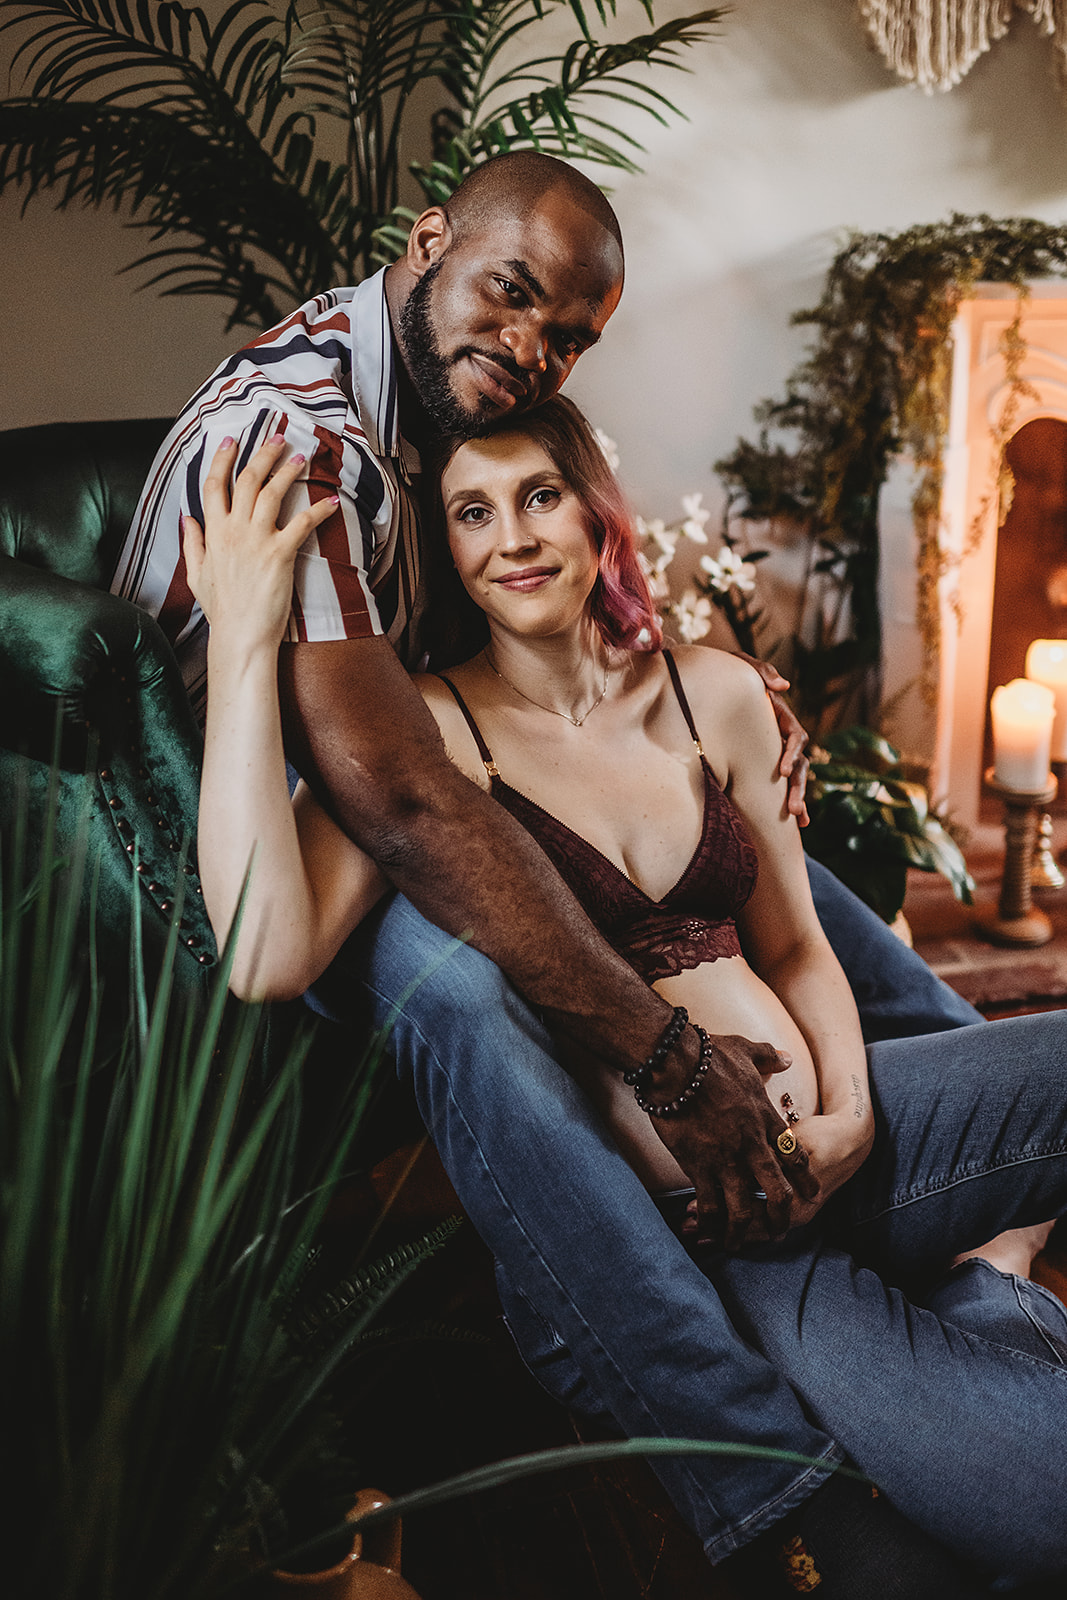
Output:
[858,0,1067,91]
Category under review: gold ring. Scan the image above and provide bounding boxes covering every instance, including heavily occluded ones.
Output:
[776,1129,798,1156]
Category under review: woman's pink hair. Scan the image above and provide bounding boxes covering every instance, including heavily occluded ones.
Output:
[428,396,662,666]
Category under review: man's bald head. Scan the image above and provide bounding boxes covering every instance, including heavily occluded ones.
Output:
[444,151,623,267]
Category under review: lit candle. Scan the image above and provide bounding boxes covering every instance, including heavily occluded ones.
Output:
[1025,639,1067,762]
[990,678,1055,791]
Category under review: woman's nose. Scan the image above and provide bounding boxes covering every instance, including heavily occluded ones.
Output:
[498,510,538,552]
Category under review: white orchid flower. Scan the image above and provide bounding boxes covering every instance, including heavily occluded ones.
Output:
[679,493,710,543]
[674,593,714,643]
[639,516,680,576]
[700,545,757,595]
[594,428,620,472]
[636,549,670,601]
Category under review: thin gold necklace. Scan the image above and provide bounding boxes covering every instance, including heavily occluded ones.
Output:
[482,648,609,728]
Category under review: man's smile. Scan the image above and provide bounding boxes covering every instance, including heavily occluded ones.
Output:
[464,352,531,410]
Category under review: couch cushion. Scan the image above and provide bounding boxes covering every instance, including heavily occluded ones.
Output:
[0,418,172,588]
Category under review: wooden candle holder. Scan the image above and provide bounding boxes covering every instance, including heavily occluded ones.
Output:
[978,770,1058,946]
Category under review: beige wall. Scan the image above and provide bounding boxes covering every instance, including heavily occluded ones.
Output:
[5,0,1067,751]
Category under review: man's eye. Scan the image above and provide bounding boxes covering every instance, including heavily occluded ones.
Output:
[496,278,525,302]
[557,335,583,359]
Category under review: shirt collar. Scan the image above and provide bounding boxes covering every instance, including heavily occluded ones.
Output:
[349,266,414,466]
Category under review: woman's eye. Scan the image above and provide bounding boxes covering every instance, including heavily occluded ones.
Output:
[457,504,490,525]
[528,488,560,509]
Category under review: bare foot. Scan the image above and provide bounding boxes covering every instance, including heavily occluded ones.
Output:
[953,1220,1056,1278]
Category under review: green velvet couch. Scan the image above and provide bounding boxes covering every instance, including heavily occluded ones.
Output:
[0,417,217,1000]
[0,415,419,1155]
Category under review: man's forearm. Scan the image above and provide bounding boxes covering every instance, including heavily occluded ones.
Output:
[304,733,675,1075]
[280,637,817,1237]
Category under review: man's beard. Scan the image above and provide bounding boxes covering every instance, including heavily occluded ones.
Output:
[398,261,525,440]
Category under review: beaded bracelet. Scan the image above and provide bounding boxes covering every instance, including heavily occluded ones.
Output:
[633,1023,713,1118]
[623,1004,689,1087]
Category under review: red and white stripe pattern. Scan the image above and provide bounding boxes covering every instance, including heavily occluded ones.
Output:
[111,269,421,723]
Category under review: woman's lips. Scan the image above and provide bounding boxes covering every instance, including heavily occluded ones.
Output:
[465,353,529,410]
[493,567,558,591]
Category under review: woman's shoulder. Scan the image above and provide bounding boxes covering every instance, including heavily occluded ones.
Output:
[413,660,481,710]
[665,643,766,713]
[413,664,491,788]
[663,644,779,775]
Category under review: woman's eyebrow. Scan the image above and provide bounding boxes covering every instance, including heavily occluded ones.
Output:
[445,470,565,510]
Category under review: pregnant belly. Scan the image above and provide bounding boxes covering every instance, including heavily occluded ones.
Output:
[572,955,819,1194]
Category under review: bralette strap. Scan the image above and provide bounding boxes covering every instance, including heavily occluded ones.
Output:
[436,676,499,779]
[662,650,705,757]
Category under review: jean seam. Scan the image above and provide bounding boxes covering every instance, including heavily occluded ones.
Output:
[953,1260,1067,1368]
[702,1446,844,1564]
[854,1147,1067,1225]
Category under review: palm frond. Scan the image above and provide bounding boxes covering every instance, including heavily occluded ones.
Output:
[0,95,349,326]
[425,3,725,191]
[2,0,722,326]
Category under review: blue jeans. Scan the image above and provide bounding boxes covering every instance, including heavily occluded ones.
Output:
[804,855,982,1040]
[309,865,1066,1579]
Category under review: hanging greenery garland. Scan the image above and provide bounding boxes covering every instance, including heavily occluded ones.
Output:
[715,214,1067,737]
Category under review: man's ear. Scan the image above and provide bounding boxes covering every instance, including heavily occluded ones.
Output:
[407,207,453,277]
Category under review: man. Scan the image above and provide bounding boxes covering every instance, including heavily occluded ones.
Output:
[114,152,982,1593]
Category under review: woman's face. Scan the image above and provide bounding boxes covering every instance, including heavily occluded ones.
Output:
[441,432,600,643]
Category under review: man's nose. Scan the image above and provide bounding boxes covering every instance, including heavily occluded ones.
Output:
[500,321,547,371]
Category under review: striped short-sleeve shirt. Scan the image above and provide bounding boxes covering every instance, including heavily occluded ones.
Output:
[111,268,422,723]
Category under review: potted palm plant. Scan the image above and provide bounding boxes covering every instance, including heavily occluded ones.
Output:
[0,0,725,333]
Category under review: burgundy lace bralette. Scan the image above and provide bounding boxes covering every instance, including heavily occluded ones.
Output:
[437,651,759,984]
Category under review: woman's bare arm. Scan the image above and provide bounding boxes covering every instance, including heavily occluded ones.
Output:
[186,438,388,1000]
[681,650,875,1207]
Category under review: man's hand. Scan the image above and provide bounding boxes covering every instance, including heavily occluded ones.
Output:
[650,1033,820,1250]
[735,653,810,826]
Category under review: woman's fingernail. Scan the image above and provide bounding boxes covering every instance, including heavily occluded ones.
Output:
[268,432,286,445]
[220,435,234,448]
[329,494,340,505]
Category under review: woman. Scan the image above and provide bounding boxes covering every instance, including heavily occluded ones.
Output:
[184,407,1067,1590]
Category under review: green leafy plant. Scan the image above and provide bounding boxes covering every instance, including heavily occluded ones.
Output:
[2,758,852,1595]
[0,760,460,1597]
[715,215,1067,737]
[802,726,974,926]
[0,0,725,331]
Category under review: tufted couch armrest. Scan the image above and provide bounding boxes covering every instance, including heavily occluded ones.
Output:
[0,553,217,981]
[0,418,172,585]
